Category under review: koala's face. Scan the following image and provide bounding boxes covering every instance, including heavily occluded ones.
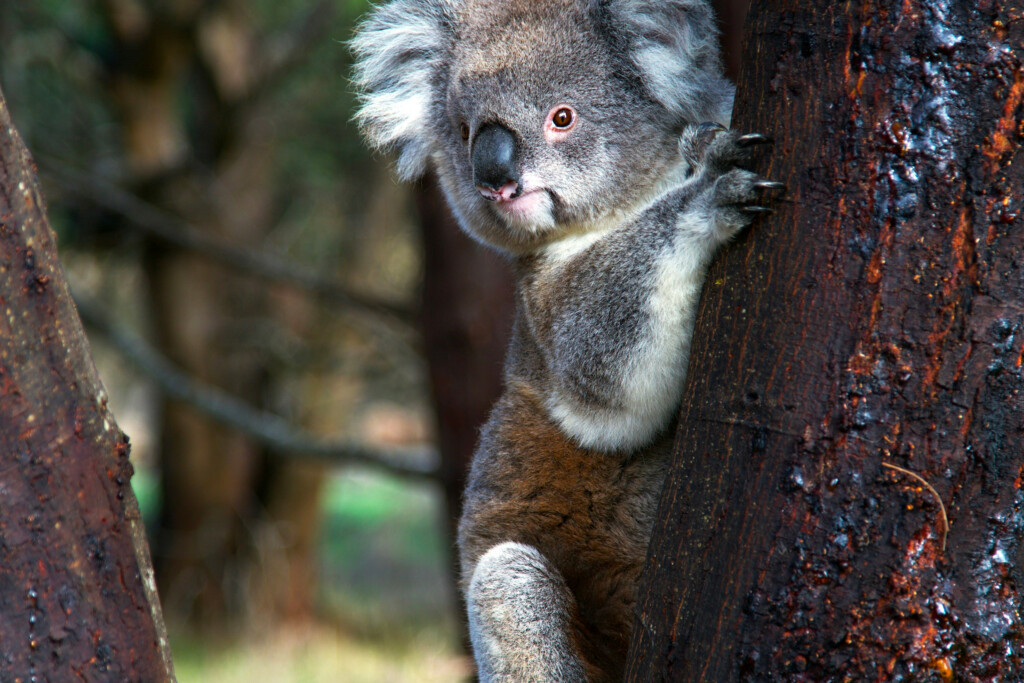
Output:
[433,4,682,252]
[353,0,733,254]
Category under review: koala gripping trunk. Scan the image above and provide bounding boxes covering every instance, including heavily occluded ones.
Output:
[627,0,1024,680]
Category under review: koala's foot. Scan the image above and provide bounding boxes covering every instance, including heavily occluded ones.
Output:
[467,542,588,683]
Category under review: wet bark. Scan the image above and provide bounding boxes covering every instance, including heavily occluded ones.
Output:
[627,0,1024,681]
[0,87,175,680]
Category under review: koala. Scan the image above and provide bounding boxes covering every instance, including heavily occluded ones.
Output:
[352,1,780,680]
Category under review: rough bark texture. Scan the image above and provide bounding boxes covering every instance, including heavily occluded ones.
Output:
[0,88,175,680]
[627,1,1024,681]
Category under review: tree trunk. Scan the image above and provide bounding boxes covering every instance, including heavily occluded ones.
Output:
[627,0,1024,680]
[711,0,751,82]
[0,86,175,681]
[414,170,515,653]
[100,0,328,629]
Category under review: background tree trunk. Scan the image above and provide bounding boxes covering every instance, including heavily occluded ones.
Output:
[100,0,329,629]
[0,85,175,681]
[413,170,515,653]
[627,0,1024,680]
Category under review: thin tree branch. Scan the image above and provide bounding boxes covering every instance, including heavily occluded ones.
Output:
[45,161,417,325]
[73,292,439,482]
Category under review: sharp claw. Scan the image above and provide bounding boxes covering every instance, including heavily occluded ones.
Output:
[741,205,774,214]
[754,180,786,192]
[736,133,774,147]
[698,121,727,133]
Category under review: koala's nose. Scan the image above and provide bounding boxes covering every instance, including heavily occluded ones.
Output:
[472,124,519,199]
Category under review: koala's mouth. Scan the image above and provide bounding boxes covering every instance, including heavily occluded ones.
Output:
[489,189,553,226]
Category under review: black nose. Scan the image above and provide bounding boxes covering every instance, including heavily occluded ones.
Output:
[472,124,519,192]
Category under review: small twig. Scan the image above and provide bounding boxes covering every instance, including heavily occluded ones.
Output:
[881,462,949,552]
[74,291,439,482]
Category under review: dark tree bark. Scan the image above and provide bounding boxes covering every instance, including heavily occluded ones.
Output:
[627,1,1024,681]
[711,0,751,82]
[0,87,175,680]
[414,170,515,652]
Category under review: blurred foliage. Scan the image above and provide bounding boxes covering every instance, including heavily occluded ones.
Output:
[134,462,460,677]
[320,472,452,631]
[0,0,417,293]
[166,469,464,680]
[0,0,460,678]
[0,0,428,430]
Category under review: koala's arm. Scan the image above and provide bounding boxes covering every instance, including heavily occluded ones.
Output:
[522,131,774,453]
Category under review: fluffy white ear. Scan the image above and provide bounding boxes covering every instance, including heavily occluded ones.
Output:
[351,0,452,180]
[605,0,734,126]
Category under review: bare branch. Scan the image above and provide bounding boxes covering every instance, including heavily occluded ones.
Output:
[45,161,417,325]
[73,292,439,482]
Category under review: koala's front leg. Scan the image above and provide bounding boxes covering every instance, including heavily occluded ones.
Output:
[525,128,781,453]
[467,542,588,683]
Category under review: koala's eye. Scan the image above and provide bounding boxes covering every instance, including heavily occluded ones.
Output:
[460,122,470,141]
[551,107,574,129]
[544,105,578,143]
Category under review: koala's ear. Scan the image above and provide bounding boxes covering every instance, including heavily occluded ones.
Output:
[603,0,734,126]
[351,0,452,180]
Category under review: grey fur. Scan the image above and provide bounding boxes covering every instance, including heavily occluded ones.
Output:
[468,543,588,682]
[352,1,774,678]
[353,0,734,252]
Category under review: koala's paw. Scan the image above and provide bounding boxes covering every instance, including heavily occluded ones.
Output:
[680,124,773,172]
[678,122,728,170]
[676,125,784,240]
[707,128,774,171]
[707,167,785,239]
[684,128,781,237]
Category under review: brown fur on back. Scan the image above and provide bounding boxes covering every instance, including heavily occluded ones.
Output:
[459,373,672,680]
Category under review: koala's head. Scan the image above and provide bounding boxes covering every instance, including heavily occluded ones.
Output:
[353,0,732,253]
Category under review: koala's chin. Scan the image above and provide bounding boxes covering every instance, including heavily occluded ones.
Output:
[487,189,556,234]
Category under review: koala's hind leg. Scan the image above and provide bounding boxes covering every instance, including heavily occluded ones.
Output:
[467,542,588,683]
